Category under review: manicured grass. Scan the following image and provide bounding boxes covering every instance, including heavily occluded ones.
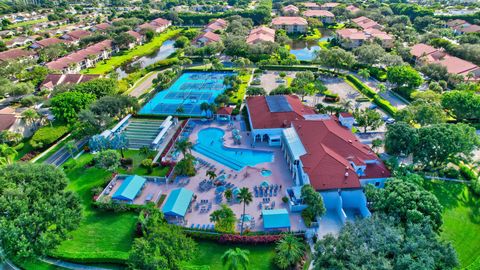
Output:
[14,139,34,161]
[84,29,182,75]
[424,181,480,269]
[230,70,252,104]
[6,18,48,29]
[305,28,321,41]
[15,259,64,270]
[186,240,277,270]
[118,149,169,177]
[51,154,137,262]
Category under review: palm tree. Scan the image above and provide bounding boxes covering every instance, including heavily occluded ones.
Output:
[339,100,353,112]
[237,187,253,235]
[175,138,193,156]
[0,144,17,165]
[65,140,77,158]
[358,68,370,80]
[377,83,387,93]
[274,235,305,269]
[224,188,233,202]
[206,170,217,180]
[21,108,39,127]
[222,248,250,270]
[200,102,210,115]
[202,58,211,70]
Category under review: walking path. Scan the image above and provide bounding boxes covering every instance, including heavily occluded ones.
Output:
[41,258,109,270]
[127,71,160,98]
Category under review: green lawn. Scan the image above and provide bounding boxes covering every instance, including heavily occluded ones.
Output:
[118,149,169,177]
[15,259,64,270]
[230,70,252,104]
[84,29,182,75]
[14,139,34,161]
[6,18,48,29]
[425,181,480,269]
[186,240,277,270]
[51,154,137,262]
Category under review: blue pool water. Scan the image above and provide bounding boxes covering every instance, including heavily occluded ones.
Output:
[261,169,272,177]
[193,128,273,171]
[139,71,234,116]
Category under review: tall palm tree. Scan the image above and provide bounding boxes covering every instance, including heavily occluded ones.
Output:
[21,108,39,127]
[274,235,305,269]
[358,68,370,80]
[221,248,250,270]
[175,138,193,156]
[339,100,353,112]
[237,187,253,235]
[206,170,217,180]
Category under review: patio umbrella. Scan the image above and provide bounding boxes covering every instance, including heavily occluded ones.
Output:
[240,214,252,222]
[260,181,270,188]
[232,187,240,195]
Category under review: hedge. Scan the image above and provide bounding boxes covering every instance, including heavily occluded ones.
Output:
[258,65,319,71]
[145,57,180,72]
[345,74,397,116]
[30,125,69,149]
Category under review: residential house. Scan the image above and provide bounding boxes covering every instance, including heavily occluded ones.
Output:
[352,16,383,30]
[346,5,361,14]
[91,22,111,32]
[302,2,320,9]
[411,43,480,81]
[6,36,33,48]
[46,39,114,73]
[320,2,340,10]
[271,17,308,33]
[193,31,221,47]
[204,19,228,32]
[0,30,14,38]
[137,18,171,33]
[0,49,36,62]
[40,73,101,91]
[303,10,335,24]
[30,37,66,49]
[282,5,300,15]
[126,30,144,48]
[0,107,17,132]
[446,19,480,34]
[61,29,92,44]
[246,26,276,44]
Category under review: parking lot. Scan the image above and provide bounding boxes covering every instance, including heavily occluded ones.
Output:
[256,70,297,93]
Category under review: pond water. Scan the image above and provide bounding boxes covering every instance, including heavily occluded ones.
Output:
[116,39,177,79]
[290,39,320,61]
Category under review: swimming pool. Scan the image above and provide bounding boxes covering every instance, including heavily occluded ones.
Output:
[193,128,273,171]
[139,71,234,116]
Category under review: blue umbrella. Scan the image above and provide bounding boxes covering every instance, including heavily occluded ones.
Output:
[216,186,226,193]
[260,181,269,188]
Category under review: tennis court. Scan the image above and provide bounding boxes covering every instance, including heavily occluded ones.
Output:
[140,71,234,116]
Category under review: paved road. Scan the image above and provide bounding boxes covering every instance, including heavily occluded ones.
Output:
[44,138,88,167]
[42,258,109,270]
[128,71,159,98]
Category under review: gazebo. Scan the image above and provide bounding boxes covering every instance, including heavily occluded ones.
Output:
[215,106,234,121]
[262,208,291,231]
[112,175,146,203]
[162,188,194,222]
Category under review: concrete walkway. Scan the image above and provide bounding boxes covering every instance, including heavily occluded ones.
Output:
[41,258,109,270]
[128,71,159,98]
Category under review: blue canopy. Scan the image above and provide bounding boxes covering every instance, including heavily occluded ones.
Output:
[162,188,194,217]
[112,175,146,202]
[262,209,291,230]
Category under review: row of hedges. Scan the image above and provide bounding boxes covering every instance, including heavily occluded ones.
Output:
[258,65,319,72]
[344,74,397,116]
[30,125,69,149]
[145,57,180,72]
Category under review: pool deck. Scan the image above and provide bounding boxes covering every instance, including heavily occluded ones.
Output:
[164,120,307,232]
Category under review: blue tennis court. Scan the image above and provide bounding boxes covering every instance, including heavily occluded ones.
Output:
[139,71,234,116]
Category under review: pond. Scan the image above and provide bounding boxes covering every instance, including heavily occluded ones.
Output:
[290,39,320,61]
[116,39,177,79]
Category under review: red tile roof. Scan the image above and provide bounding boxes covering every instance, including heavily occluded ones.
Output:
[217,107,233,115]
[151,18,171,27]
[194,31,221,43]
[321,2,340,8]
[303,10,335,17]
[46,40,112,70]
[206,19,228,31]
[272,16,308,26]
[283,5,299,13]
[0,108,16,131]
[246,26,275,44]
[63,29,92,40]
[246,95,316,129]
[126,30,142,41]
[352,16,381,30]
[0,49,35,61]
[40,73,101,88]
[292,119,390,190]
[302,2,318,8]
[33,37,64,48]
[94,23,111,30]
[346,5,360,13]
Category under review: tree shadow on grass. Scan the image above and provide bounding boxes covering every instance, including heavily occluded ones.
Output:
[423,180,465,210]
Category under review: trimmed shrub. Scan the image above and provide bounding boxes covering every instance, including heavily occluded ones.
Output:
[218,234,283,244]
[30,125,69,149]
[459,164,477,181]
[145,57,180,71]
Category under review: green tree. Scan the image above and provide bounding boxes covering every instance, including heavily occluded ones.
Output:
[237,187,253,235]
[0,143,17,165]
[222,248,250,270]
[113,32,136,50]
[353,108,382,133]
[354,43,386,66]
[128,222,196,270]
[21,108,39,126]
[206,170,217,180]
[387,65,423,89]
[174,154,196,176]
[94,150,121,172]
[368,179,443,231]
[175,138,193,156]
[315,47,356,72]
[301,185,326,227]
[50,92,96,124]
[313,214,458,270]
[396,100,446,126]
[0,163,82,259]
[441,90,480,121]
[64,140,77,159]
[358,68,370,80]
[224,188,233,202]
[274,235,305,270]
[210,204,236,233]
[246,87,266,96]
[384,121,419,156]
[414,123,479,167]
[72,78,118,98]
